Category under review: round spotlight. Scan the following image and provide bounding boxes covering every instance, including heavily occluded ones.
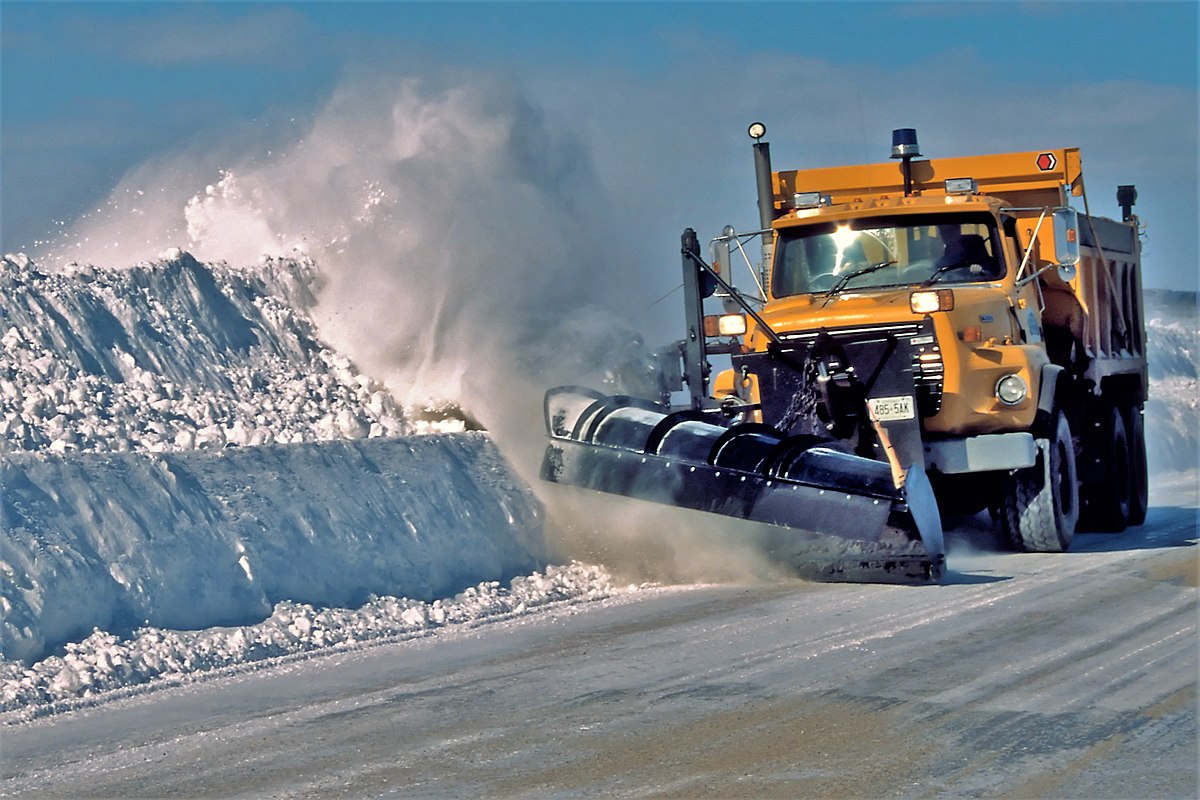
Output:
[748,122,766,140]
[995,374,1028,406]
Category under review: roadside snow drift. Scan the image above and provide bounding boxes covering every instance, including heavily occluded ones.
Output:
[1144,290,1199,473]
[0,253,552,668]
[1,435,545,664]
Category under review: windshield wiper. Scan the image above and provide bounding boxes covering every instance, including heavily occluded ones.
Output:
[921,263,960,287]
[822,260,896,301]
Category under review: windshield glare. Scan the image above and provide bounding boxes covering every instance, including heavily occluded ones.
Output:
[772,213,1004,297]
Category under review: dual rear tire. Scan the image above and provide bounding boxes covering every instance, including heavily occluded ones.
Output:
[1080,402,1149,532]
[1123,403,1149,526]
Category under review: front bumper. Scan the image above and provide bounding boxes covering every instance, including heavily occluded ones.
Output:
[924,431,1037,474]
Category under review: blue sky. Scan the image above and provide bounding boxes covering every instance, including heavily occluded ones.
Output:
[2,1,1197,293]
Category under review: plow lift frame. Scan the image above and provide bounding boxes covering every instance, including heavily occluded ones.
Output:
[680,227,782,412]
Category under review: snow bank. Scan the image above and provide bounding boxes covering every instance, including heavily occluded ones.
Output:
[0,253,406,454]
[1144,290,1199,473]
[0,251,575,697]
[1,434,546,664]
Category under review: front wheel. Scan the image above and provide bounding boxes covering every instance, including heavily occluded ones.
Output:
[998,411,1080,552]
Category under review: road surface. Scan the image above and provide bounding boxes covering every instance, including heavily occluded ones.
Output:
[2,501,1196,798]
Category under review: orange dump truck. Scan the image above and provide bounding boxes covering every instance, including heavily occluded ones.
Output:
[541,126,1147,581]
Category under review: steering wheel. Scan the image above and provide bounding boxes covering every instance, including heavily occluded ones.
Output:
[809,272,837,292]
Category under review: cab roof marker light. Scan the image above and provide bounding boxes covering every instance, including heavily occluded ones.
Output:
[944,177,978,195]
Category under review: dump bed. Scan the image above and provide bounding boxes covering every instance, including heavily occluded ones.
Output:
[1045,213,1147,396]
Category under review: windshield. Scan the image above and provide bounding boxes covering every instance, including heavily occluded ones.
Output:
[772,212,1004,297]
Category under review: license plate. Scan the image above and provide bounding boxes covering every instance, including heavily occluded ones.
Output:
[867,395,915,422]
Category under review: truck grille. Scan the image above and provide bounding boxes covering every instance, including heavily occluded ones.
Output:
[778,320,944,418]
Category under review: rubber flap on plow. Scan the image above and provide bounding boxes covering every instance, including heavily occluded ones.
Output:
[541,387,944,583]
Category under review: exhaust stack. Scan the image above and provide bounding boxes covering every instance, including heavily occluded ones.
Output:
[749,122,776,271]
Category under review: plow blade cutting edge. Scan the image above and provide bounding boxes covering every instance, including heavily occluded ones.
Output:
[541,387,945,583]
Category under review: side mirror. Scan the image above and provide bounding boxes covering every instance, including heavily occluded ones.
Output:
[710,227,734,279]
[1056,263,1077,283]
[1052,207,1080,267]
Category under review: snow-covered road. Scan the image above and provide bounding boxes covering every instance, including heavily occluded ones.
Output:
[4,486,1194,798]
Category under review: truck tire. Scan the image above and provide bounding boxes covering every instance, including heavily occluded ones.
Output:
[1080,404,1131,532]
[998,411,1079,552]
[1123,402,1148,526]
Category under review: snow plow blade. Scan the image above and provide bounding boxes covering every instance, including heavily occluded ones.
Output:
[541,387,944,583]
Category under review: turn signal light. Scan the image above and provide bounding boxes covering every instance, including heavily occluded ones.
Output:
[909,289,955,314]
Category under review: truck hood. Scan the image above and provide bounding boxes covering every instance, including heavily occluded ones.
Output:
[749,290,923,347]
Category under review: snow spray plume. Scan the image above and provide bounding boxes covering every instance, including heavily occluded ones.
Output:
[41,75,638,420]
[38,72,783,585]
[541,486,791,585]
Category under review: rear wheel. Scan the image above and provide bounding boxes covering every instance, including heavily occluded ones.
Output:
[998,411,1079,552]
[1080,404,1131,532]
[1123,403,1149,526]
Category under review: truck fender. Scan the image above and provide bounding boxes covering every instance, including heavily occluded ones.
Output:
[1034,363,1065,438]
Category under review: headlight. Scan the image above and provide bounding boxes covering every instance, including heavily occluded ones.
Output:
[910,289,955,314]
[703,314,747,337]
[995,374,1028,406]
[719,314,747,336]
[943,177,979,195]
